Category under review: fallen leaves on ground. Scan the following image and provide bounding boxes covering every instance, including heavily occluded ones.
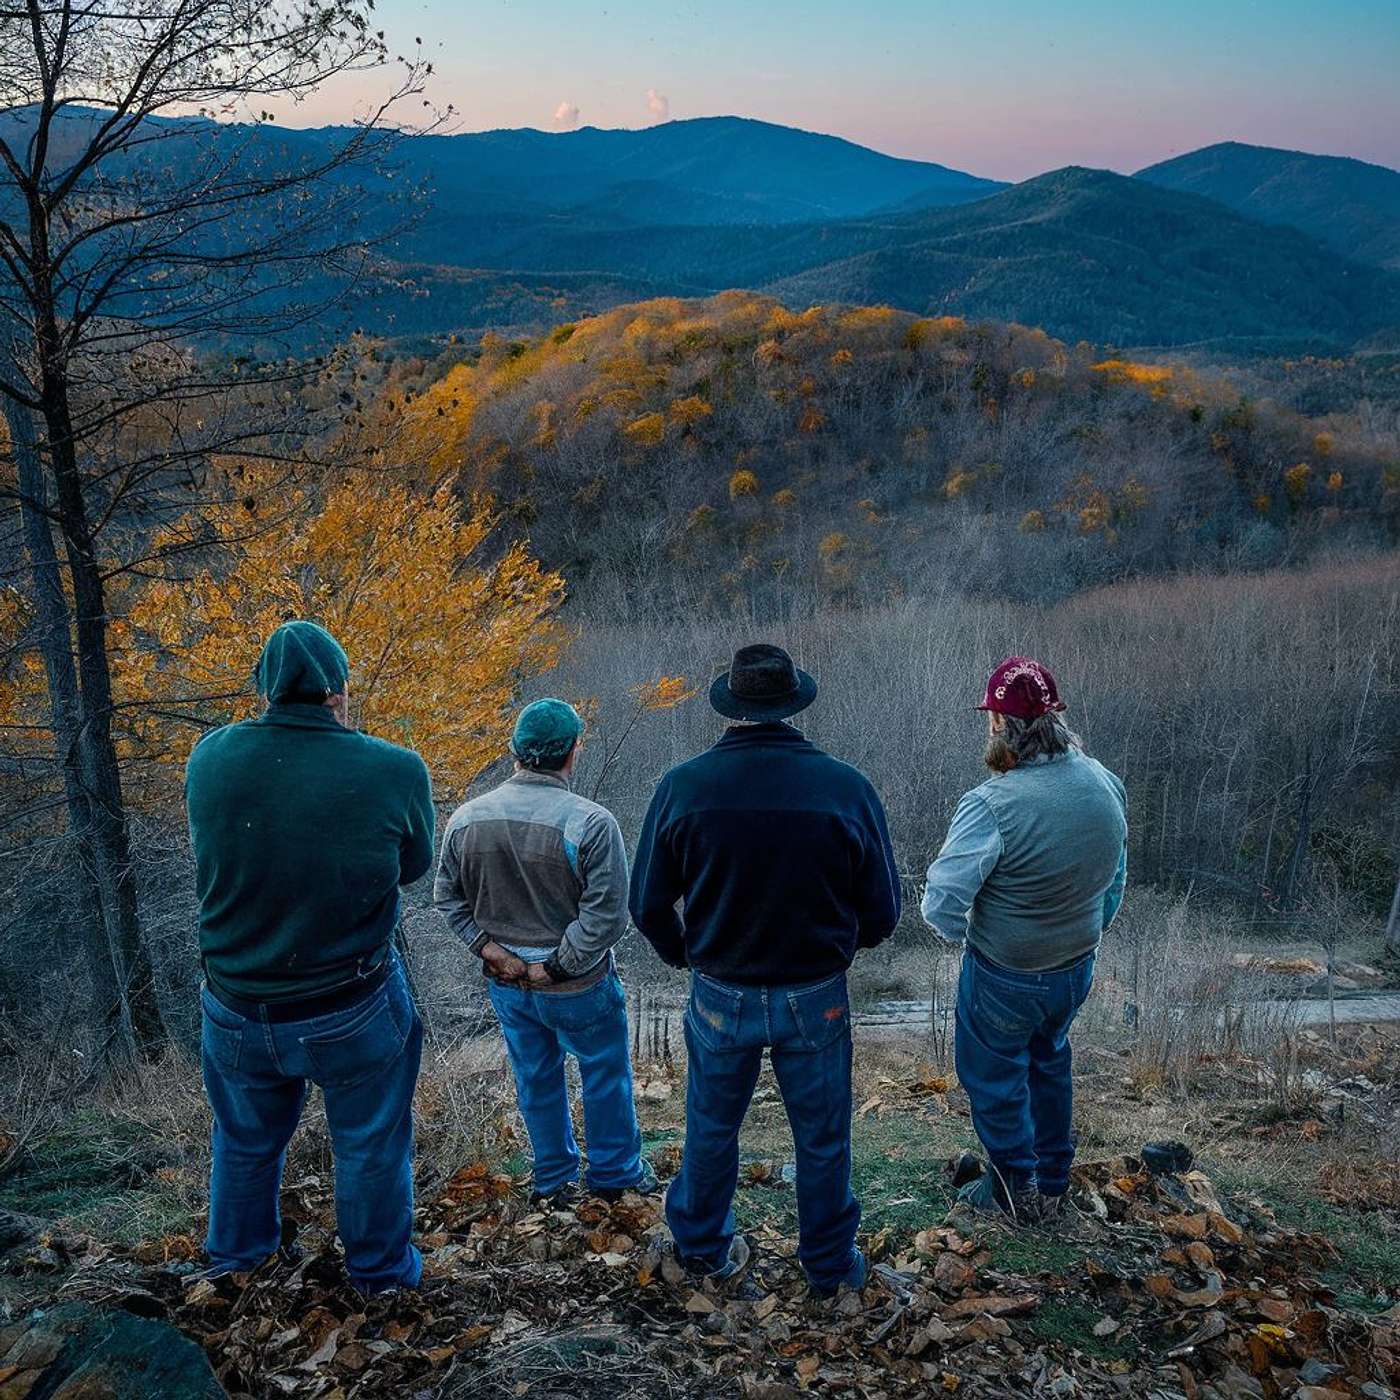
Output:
[858,1067,954,1120]
[8,1154,1397,1398]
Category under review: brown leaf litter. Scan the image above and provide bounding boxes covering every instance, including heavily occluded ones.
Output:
[3,1154,1396,1398]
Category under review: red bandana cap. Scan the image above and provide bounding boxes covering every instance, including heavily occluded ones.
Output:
[976,656,1066,721]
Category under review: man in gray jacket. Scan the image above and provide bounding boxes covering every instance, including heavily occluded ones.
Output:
[434,699,651,1204]
[923,657,1127,1223]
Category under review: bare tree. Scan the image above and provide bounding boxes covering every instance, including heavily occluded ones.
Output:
[1385,867,1400,960]
[0,0,437,1063]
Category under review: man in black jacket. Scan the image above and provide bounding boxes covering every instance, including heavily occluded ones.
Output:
[630,644,900,1295]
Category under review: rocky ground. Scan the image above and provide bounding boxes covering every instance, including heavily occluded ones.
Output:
[1,1026,1397,1399]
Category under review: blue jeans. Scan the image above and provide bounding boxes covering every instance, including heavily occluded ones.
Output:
[954,947,1096,1195]
[200,958,423,1292]
[487,971,644,1195]
[669,970,863,1293]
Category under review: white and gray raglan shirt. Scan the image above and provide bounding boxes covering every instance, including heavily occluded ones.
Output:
[433,770,629,985]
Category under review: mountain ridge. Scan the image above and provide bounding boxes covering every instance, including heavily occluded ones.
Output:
[1137,140,1400,269]
[5,106,1399,352]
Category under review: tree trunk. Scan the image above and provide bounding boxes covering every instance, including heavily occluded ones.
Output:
[1385,868,1400,959]
[34,349,166,1056]
[1279,748,1313,910]
[2,378,129,1063]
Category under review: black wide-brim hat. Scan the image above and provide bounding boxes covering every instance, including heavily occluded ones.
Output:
[709,643,818,721]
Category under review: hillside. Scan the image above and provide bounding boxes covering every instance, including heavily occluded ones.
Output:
[6,109,1400,352]
[762,168,1400,350]
[379,115,1006,227]
[371,169,1400,354]
[1137,141,1400,270]
[372,293,1399,615]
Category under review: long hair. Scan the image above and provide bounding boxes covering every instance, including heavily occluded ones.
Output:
[985,711,1083,774]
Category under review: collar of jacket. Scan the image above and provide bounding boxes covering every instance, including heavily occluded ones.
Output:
[258,702,351,732]
[509,769,571,791]
[713,721,811,751]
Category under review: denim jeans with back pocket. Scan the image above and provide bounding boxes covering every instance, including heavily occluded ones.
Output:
[486,970,644,1195]
[200,956,424,1292]
[954,946,1096,1195]
[667,970,863,1292]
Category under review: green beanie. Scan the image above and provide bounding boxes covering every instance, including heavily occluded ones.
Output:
[510,698,583,769]
[255,620,350,704]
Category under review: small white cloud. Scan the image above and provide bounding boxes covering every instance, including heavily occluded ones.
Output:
[645,89,670,124]
[553,101,580,130]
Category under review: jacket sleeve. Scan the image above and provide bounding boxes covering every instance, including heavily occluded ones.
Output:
[1100,765,1129,932]
[628,779,688,968]
[432,816,490,956]
[399,754,436,886]
[921,792,1002,944]
[545,810,630,981]
[1102,841,1128,931]
[854,784,902,949]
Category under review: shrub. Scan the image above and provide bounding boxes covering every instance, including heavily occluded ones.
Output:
[623,412,667,448]
[729,469,760,500]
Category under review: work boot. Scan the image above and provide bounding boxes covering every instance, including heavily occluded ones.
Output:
[595,1159,661,1203]
[948,1150,985,1189]
[955,1167,1042,1224]
[661,1233,757,1294]
[806,1247,868,1301]
[529,1181,582,1210]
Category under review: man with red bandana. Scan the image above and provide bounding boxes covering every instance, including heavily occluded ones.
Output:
[922,656,1127,1223]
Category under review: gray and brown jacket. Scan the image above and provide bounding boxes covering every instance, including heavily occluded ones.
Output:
[433,770,628,988]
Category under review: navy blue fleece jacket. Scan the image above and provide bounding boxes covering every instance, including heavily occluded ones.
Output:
[628,722,901,985]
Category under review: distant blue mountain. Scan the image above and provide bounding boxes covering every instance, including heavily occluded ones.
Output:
[4,108,1397,353]
[349,115,1007,229]
[1137,141,1400,270]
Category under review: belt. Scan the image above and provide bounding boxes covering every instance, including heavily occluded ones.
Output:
[206,959,391,1023]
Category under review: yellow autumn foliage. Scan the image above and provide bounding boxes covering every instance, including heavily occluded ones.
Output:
[114,466,566,792]
[839,306,897,332]
[1092,360,1172,391]
[729,469,760,500]
[630,675,699,711]
[904,316,965,351]
[623,412,667,448]
[669,395,713,428]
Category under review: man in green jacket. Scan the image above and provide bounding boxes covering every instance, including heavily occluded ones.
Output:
[186,620,434,1293]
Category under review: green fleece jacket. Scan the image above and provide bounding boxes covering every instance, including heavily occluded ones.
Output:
[185,703,435,1002]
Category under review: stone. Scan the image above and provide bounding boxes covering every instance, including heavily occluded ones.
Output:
[1297,1358,1341,1385]
[1306,975,1361,996]
[932,1251,976,1292]
[0,1304,224,1399]
[1141,1141,1194,1175]
[0,1210,48,1259]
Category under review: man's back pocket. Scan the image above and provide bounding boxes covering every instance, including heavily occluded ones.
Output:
[301,986,411,1087]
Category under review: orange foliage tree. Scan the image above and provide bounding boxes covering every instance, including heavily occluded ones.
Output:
[110,466,566,794]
